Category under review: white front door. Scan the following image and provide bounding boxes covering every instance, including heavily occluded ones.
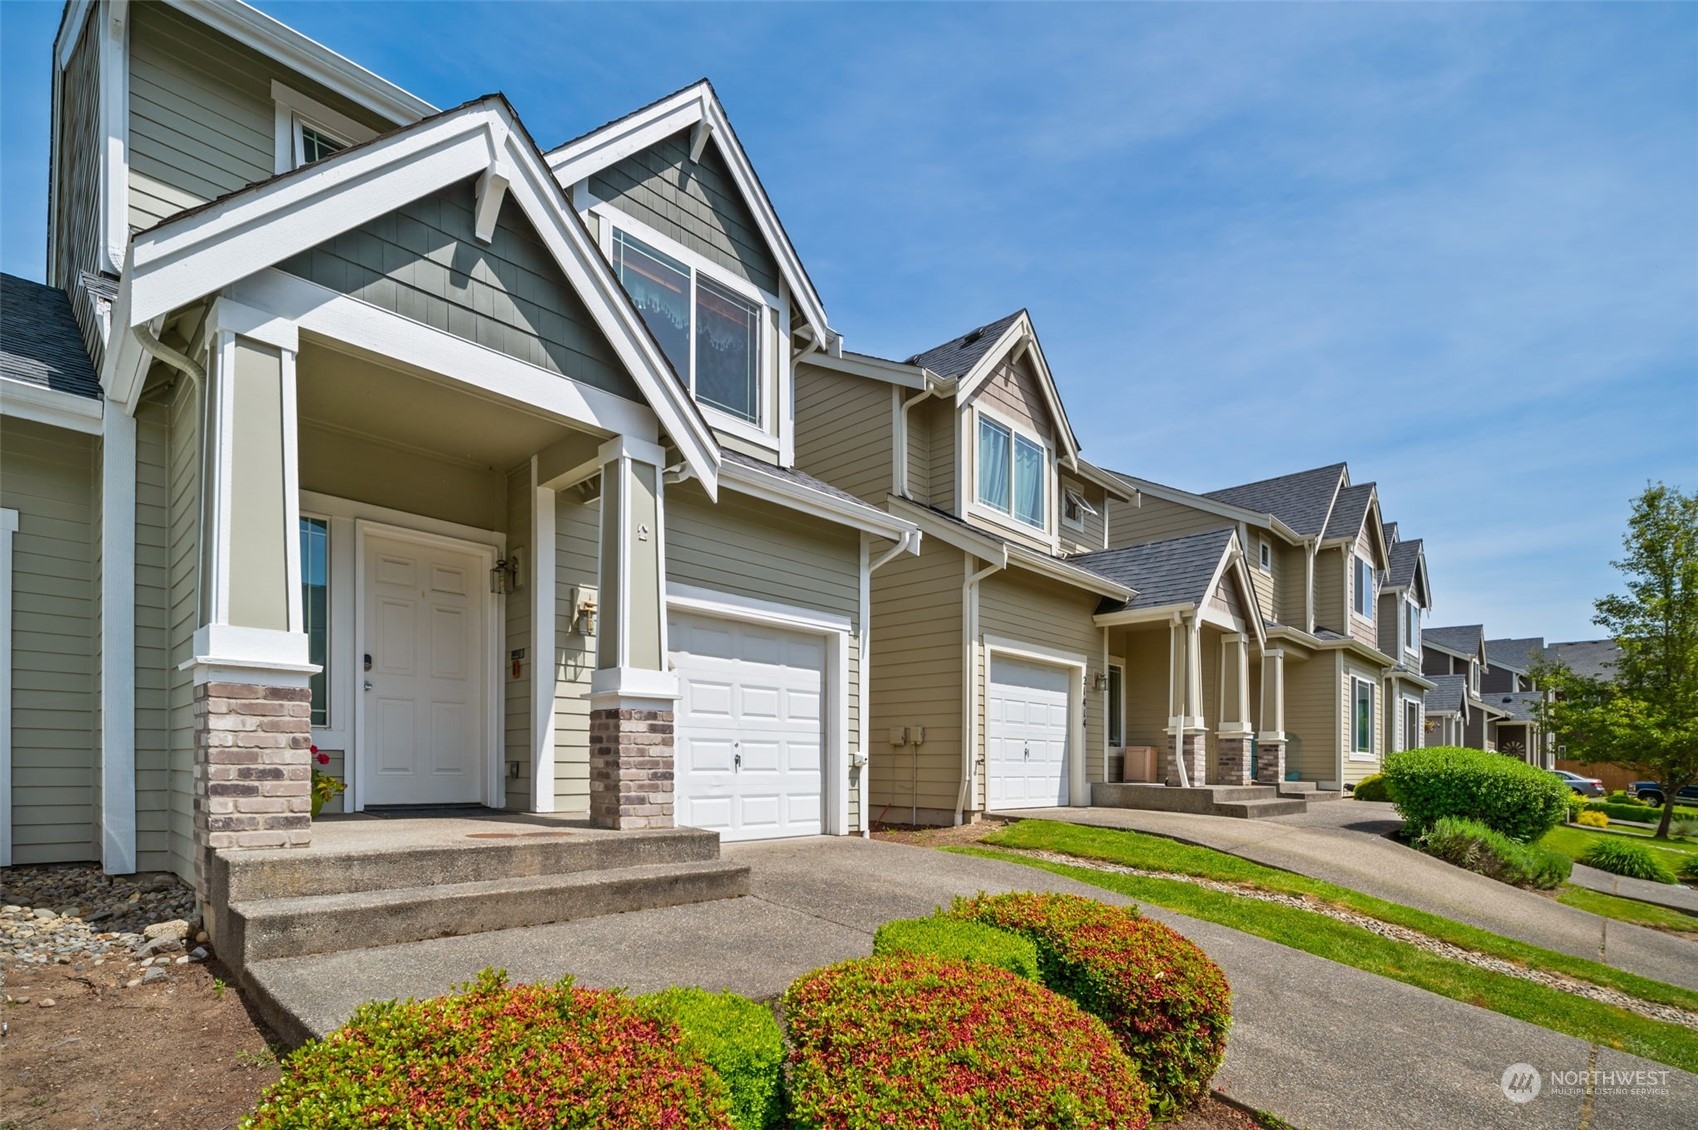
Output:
[671,612,825,841]
[987,656,1071,809]
[361,531,488,806]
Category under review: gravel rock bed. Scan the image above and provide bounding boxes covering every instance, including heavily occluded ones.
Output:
[1018,847,1698,1032]
[1,864,201,971]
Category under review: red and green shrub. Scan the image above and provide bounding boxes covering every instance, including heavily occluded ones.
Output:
[951,892,1231,1118]
[243,968,734,1129]
[783,953,1151,1130]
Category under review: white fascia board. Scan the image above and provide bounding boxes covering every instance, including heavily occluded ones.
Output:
[1095,602,1195,628]
[1068,459,1137,503]
[0,378,104,434]
[886,497,1008,564]
[166,0,434,124]
[117,99,720,492]
[721,459,919,543]
[801,351,928,390]
[545,82,832,346]
[53,0,95,67]
[953,315,1081,464]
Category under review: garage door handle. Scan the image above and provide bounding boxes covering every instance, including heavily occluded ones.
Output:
[734,752,742,770]
[1023,744,1030,760]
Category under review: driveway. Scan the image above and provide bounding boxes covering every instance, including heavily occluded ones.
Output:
[1005,804,1698,992]
[246,836,1694,1130]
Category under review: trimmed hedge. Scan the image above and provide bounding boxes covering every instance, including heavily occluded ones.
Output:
[1420,816,1572,889]
[783,953,1151,1129]
[1581,839,1677,884]
[1382,746,1569,842]
[640,987,784,1130]
[1352,774,1390,803]
[950,892,1230,1118]
[243,969,733,1129]
[872,915,1041,981]
[1585,800,1698,824]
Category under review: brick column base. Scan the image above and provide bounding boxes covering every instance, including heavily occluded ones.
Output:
[1216,736,1252,785]
[1255,741,1287,786]
[589,707,675,830]
[193,681,313,904]
[1163,732,1206,788]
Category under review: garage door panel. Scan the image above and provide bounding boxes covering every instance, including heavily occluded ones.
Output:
[988,656,1071,810]
[671,611,828,842]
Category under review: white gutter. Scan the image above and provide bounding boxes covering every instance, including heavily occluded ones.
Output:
[956,552,1006,825]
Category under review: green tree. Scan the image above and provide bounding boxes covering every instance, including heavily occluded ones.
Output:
[1536,484,1698,840]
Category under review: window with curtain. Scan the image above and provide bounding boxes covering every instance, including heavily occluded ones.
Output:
[1353,678,1374,753]
[976,414,1046,529]
[611,227,761,424]
[300,517,329,727]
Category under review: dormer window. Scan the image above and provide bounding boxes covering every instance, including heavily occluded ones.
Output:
[297,123,348,166]
[1352,555,1375,620]
[976,413,1045,529]
[1061,488,1095,532]
[271,81,376,174]
[611,227,763,426]
[1470,661,1480,694]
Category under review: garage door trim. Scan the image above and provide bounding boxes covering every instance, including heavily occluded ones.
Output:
[983,634,1088,811]
[668,583,851,836]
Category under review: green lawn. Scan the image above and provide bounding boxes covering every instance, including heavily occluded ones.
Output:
[956,843,1698,1074]
[1557,885,1698,935]
[971,820,1698,1015]
[1539,824,1698,873]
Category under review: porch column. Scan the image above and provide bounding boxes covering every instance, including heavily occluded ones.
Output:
[1216,633,1253,786]
[189,307,316,915]
[1255,648,1287,786]
[1163,617,1205,787]
[588,436,677,830]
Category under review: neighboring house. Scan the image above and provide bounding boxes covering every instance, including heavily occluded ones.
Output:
[1422,675,1472,748]
[1093,462,1400,790]
[1377,523,1435,757]
[1483,636,1551,767]
[1,0,925,902]
[1544,638,1620,682]
[1421,625,1508,751]
[793,311,1137,824]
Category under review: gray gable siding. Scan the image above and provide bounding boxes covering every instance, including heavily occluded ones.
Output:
[590,130,780,294]
[127,1,393,233]
[280,180,640,401]
[52,13,101,287]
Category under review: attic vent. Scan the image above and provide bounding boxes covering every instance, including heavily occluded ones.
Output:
[960,328,985,346]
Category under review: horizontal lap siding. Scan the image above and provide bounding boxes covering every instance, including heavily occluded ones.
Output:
[794,366,892,505]
[868,542,963,818]
[2,419,98,864]
[923,400,955,512]
[127,3,391,232]
[167,376,200,879]
[977,570,1105,798]
[971,354,1056,449]
[1342,656,1384,785]
[1114,626,1171,753]
[1284,653,1338,783]
[1248,535,1275,616]
[280,185,639,401]
[53,17,100,289]
[552,496,599,814]
[1279,543,1307,628]
[1058,475,1107,555]
[1313,547,1345,636]
[1349,526,1380,649]
[1106,493,1232,549]
[589,131,779,294]
[133,397,173,870]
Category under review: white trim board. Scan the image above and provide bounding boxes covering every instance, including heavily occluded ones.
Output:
[0,378,104,435]
[100,409,137,874]
[0,509,18,867]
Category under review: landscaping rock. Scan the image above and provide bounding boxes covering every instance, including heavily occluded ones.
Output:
[0,864,196,969]
[141,967,169,985]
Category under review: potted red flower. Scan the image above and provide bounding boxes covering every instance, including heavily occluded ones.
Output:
[309,745,347,818]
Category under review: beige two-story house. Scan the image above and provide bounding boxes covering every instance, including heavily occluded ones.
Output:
[1377,523,1435,756]
[1,0,922,903]
[1421,625,1509,750]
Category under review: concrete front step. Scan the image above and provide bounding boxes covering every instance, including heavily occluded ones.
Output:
[221,858,751,968]
[1091,782,1308,819]
[1278,785,1343,802]
[1216,798,1310,819]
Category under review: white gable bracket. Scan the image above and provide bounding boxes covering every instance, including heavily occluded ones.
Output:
[474,163,511,244]
[689,119,714,164]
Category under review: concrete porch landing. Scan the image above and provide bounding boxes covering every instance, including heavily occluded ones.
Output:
[209,812,748,978]
[1089,782,1309,819]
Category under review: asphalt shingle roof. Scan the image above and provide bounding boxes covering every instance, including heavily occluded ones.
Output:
[1387,537,1424,590]
[1485,637,1545,674]
[721,449,890,517]
[1490,690,1543,722]
[1425,625,1485,656]
[1073,528,1234,614]
[0,273,101,400]
[1544,639,1620,681]
[1321,482,1375,543]
[904,310,1024,379]
[1203,463,1346,537]
[1383,522,1399,543]
[1425,674,1469,715]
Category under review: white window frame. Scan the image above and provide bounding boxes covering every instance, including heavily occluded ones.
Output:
[1350,676,1376,759]
[1352,554,1375,621]
[1404,598,1421,656]
[1061,486,1095,533]
[300,512,332,731]
[1258,539,1272,573]
[589,204,784,454]
[969,405,1053,538]
[1107,661,1125,748]
[1401,696,1422,752]
[272,81,377,174]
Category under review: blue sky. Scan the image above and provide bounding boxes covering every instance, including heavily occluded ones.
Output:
[3,1,1694,642]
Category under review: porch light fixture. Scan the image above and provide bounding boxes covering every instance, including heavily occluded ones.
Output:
[490,554,521,595]
[1092,672,1109,692]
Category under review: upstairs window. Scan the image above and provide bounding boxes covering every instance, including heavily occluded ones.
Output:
[1353,555,1375,619]
[1404,600,1420,654]
[297,122,348,166]
[977,414,1045,528]
[612,227,761,425]
[1258,540,1272,572]
[1352,678,1375,755]
[272,81,375,174]
[1061,487,1095,532]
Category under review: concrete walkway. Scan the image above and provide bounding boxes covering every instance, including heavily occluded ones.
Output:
[1006,805,1698,992]
[244,837,1694,1130]
[1571,862,1698,914]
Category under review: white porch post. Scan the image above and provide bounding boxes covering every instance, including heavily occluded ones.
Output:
[1256,648,1287,785]
[100,407,137,873]
[530,460,557,812]
[1216,633,1253,785]
[588,435,677,830]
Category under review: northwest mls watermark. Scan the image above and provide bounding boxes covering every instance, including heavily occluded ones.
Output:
[1500,1062,1672,1103]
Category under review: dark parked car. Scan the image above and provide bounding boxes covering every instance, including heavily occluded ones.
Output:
[1627,781,1698,807]
[1551,770,1605,797]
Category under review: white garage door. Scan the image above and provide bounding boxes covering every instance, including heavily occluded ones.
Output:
[987,656,1070,809]
[671,612,825,841]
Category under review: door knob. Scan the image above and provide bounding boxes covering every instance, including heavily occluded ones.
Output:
[364,681,373,691]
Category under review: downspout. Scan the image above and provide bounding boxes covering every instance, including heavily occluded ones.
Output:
[133,322,209,603]
[895,380,938,498]
[862,528,919,836]
[1303,536,1317,633]
[956,554,1005,825]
